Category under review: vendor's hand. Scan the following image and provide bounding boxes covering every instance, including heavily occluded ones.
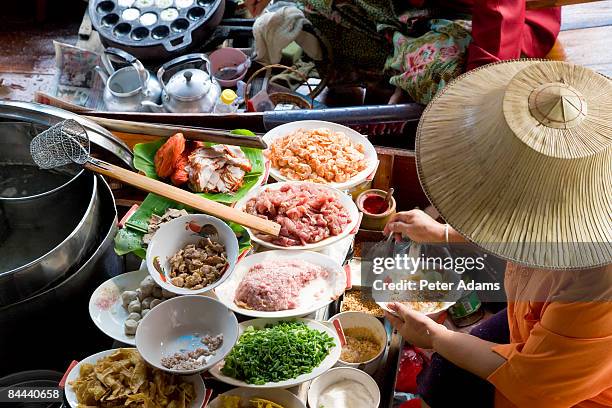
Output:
[384,209,445,243]
[245,0,271,16]
[385,302,447,349]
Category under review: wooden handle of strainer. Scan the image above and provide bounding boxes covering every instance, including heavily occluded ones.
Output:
[84,160,281,236]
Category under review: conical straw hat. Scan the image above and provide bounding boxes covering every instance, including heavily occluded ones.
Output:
[416,60,612,270]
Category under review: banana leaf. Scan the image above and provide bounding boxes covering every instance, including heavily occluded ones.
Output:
[133,129,265,204]
[114,193,252,259]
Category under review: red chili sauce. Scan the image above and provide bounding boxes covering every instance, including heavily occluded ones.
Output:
[362,194,388,215]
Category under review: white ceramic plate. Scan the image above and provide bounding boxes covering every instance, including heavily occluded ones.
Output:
[146,214,239,296]
[88,268,148,346]
[63,348,206,408]
[262,120,378,191]
[209,318,341,389]
[208,388,306,408]
[214,250,347,318]
[136,295,240,375]
[234,181,360,251]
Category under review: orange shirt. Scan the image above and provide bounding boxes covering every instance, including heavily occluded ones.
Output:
[488,264,612,408]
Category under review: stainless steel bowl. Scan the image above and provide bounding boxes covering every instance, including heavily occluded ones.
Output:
[0,176,122,374]
[0,122,101,306]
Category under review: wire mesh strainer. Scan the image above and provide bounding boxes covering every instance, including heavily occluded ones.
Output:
[30,119,91,169]
[27,119,281,236]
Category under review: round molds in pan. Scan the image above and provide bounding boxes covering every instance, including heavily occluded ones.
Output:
[131,26,150,40]
[101,13,120,26]
[171,18,189,32]
[140,12,158,26]
[97,1,115,13]
[160,7,179,21]
[135,0,155,7]
[151,25,170,39]
[114,22,132,36]
[121,8,141,21]
[155,0,174,7]
[175,0,194,8]
[187,6,205,20]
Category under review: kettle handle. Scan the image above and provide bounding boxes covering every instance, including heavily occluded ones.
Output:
[104,48,149,91]
[157,53,214,95]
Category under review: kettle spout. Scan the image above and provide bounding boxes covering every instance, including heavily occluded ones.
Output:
[141,101,165,113]
[94,66,110,84]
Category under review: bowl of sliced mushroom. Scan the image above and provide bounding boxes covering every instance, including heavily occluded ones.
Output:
[145,214,239,296]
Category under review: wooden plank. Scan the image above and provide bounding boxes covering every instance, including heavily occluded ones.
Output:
[554,25,612,77]
[0,73,55,102]
[527,0,604,9]
[561,0,612,31]
[0,25,78,74]
[372,153,394,191]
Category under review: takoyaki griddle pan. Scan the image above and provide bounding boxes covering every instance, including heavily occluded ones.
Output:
[89,0,225,61]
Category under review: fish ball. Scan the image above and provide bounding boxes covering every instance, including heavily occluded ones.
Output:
[127,312,141,321]
[139,276,156,297]
[128,299,141,313]
[121,291,138,308]
[124,319,139,335]
[150,298,163,308]
[141,297,154,309]
[152,286,163,299]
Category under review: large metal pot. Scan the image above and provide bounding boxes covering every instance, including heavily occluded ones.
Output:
[0,101,133,168]
[0,122,101,306]
[0,175,122,375]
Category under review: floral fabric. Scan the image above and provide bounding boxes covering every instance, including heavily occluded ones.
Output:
[385,18,472,104]
[299,0,473,103]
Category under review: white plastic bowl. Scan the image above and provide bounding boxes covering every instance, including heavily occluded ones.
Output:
[262,120,378,191]
[145,214,239,295]
[329,311,387,375]
[307,367,381,408]
[234,181,360,251]
[208,388,306,408]
[135,295,239,375]
[214,250,347,318]
[64,348,206,408]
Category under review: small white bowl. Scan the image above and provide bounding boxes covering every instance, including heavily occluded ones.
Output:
[329,311,387,375]
[135,295,239,375]
[307,367,381,408]
[145,214,239,295]
[208,388,305,408]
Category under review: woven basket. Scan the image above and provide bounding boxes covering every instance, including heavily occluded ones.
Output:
[245,64,315,110]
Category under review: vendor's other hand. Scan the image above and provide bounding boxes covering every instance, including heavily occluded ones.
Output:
[246,0,271,16]
[384,209,445,243]
[385,302,447,349]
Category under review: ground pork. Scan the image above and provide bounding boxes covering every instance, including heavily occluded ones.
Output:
[234,259,330,311]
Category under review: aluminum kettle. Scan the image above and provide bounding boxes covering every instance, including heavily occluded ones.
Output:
[142,54,221,113]
[95,48,162,112]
